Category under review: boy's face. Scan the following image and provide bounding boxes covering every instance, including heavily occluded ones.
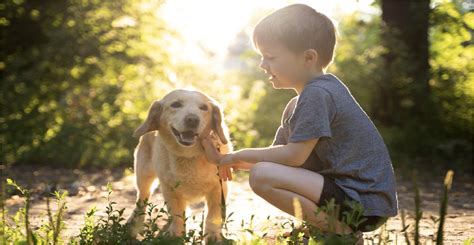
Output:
[256,38,306,90]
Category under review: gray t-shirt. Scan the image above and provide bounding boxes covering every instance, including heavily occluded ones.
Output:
[273,74,398,217]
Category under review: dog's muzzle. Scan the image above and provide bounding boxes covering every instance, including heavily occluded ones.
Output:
[184,114,200,129]
[171,127,198,146]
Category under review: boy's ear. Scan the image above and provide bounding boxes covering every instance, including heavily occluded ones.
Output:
[304,49,319,65]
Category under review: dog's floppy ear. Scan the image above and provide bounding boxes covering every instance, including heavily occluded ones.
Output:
[134,101,162,137]
[211,102,228,145]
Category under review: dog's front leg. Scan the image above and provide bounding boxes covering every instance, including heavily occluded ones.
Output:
[127,159,157,237]
[162,185,186,237]
[127,199,148,237]
[205,184,227,241]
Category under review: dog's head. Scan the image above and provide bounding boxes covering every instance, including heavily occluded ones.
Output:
[134,89,228,150]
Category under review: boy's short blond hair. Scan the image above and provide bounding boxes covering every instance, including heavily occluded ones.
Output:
[253,4,336,69]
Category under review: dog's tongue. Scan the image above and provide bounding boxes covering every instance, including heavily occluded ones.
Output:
[180,131,196,143]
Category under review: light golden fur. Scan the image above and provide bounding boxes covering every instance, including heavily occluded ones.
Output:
[127,89,232,240]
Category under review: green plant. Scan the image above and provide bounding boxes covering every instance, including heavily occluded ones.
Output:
[397,170,455,245]
[436,170,454,245]
[2,178,68,244]
[76,183,133,244]
[400,209,411,245]
[277,199,366,245]
[0,170,463,244]
[412,172,422,245]
[464,237,473,245]
[5,178,34,244]
[40,191,68,244]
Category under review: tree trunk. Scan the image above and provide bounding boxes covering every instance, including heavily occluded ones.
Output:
[375,0,431,125]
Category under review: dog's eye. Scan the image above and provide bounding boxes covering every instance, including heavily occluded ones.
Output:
[199,104,209,111]
[170,101,182,108]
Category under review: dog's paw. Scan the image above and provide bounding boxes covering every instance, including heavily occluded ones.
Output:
[205,232,224,243]
[168,224,185,237]
[204,226,223,242]
[126,211,146,237]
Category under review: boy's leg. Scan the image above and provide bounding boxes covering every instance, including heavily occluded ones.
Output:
[249,162,352,234]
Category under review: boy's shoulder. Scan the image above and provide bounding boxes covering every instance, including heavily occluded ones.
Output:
[287,96,298,108]
[306,74,343,89]
[303,74,351,99]
[282,96,299,120]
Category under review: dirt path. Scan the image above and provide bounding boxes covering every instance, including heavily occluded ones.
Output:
[4,165,474,244]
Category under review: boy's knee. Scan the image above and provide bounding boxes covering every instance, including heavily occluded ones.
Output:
[249,162,275,193]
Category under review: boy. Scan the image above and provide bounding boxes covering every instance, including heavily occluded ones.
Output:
[202,4,398,234]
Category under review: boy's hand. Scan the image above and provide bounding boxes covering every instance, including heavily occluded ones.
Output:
[219,153,246,167]
[218,165,233,181]
[200,135,235,181]
[200,134,222,165]
[220,152,253,171]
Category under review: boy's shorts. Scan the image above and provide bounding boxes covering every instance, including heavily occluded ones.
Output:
[317,175,387,232]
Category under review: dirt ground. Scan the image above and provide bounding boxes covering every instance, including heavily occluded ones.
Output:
[3,164,474,244]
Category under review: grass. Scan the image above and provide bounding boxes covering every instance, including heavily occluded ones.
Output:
[1,170,472,244]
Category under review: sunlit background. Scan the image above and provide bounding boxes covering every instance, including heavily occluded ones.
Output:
[160,0,377,70]
[2,0,474,242]
[2,0,472,173]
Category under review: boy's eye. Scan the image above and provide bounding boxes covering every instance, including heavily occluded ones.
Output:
[170,101,182,108]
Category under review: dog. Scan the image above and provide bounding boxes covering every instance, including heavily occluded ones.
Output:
[127,89,232,240]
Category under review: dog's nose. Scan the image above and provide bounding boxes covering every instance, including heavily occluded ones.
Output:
[184,114,200,128]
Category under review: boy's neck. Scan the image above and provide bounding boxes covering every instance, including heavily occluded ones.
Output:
[295,70,325,94]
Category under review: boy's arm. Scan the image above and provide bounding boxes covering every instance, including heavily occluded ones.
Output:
[222,139,319,167]
[200,136,239,180]
[201,133,318,168]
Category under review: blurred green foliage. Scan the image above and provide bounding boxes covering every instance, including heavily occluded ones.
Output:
[427,1,473,165]
[1,0,472,172]
[372,0,473,169]
[1,0,172,166]
[223,0,473,172]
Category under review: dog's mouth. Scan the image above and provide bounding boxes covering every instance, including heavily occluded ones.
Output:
[171,127,199,146]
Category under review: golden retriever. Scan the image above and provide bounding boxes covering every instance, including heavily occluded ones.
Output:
[127,89,232,240]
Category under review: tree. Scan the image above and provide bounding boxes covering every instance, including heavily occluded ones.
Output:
[0,0,171,167]
[376,0,431,125]
[376,0,473,168]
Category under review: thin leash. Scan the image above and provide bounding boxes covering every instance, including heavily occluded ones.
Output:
[219,178,226,225]
[203,128,227,228]
[215,142,227,226]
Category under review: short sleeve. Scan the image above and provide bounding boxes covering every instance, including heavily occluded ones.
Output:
[272,97,298,146]
[288,86,336,143]
[272,126,286,146]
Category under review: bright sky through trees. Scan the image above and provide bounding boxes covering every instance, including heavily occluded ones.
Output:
[158,0,377,68]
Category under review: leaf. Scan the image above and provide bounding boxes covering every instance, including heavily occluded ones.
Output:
[401,224,410,232]
[463,237,473,245]
[6,178,14,185]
